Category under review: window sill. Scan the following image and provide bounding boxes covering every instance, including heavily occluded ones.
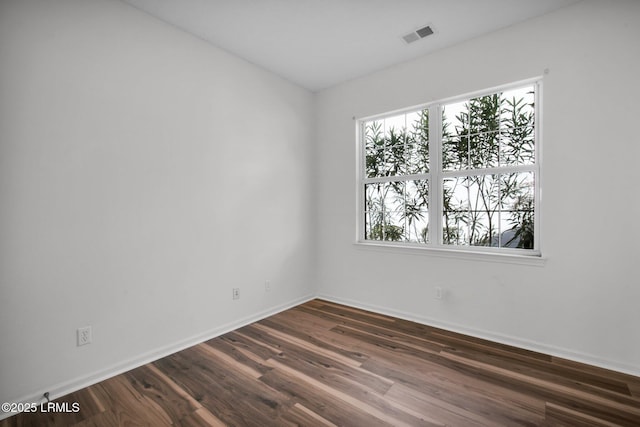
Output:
[354,241,546,266]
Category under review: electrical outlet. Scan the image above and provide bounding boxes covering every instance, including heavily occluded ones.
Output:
[232,288,240,300]
[77,326,92,346]
[265,280,271,292]
[435,287,443,300]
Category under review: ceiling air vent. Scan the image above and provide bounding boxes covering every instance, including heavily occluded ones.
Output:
[402,25,434,44]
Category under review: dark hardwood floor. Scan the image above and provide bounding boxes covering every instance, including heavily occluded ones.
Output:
[2,299,639,426]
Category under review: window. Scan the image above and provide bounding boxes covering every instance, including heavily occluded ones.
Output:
[359,80,540,256]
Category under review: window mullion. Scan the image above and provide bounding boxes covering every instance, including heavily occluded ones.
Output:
[442,164,535,178]
[363,173,430,184]
[429,104,442,246]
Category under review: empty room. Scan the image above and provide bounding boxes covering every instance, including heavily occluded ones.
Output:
[1,0,639,425]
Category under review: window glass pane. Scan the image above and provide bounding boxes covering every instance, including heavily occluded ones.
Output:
[365,180,429,243]
[364,182,405,241]
[443,100,474,171]
[469,94,501,135]
[470,131,499,169]
[405,180,429,243]
[383,182,405,241]
[444,175,503,247]
[365,109,430,177]
[499,172,535,249]
[385,138,407,176]
[383,115,406,140]
[407,109,429,174]
[443,100,467,137]
[364,183,384,240]
[501,126,535,167]
[469,212,493,247]
[466,175,500,247]
[443,177,469,245]
[501,87,535,124]
[383,115,407,177]
[442,135,468,171]
[500,86,535,167]
[364,120,384,178]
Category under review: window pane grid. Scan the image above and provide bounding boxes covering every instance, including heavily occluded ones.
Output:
[441,164,535,179]
[360,81,538,254]
[364,179,429,243]
[442,172,534,249]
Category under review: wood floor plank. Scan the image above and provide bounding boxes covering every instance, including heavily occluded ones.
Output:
[262,358,438,427]
[154,348,290,427]
[258,368,392,427]
[311,300,399,323]
[551,356,639,384]
[432,333,633,396]
[629,382,640,398]
[275,306,340,331]
[334,319,446,354]
[544,401,625,427]
[362,356,545,426]
[198,341,265,379]
[297,302,398,332]
[429,329,552,363]
[3,299,639,426]
[442,346,636,401]
[285,403,338,427]
[123,363,205,423]
[247,324,395,396]
[330,323,443,363]
[252,322,364,368]
[258,315,370,364]
[178,407,228,427]
[441,351,640,426]
[70,410,120,427]
[218,330,280,361]
[384,382,502,427]
[88,376,173,426]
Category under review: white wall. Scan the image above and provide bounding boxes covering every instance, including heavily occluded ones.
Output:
[0,0,315,406]
[1,0,638,412]
[315,0,640,375]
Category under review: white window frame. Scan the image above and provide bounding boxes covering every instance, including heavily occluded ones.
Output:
[356,78,542,260]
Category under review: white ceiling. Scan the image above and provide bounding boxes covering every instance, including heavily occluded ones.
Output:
[121,0,581,91]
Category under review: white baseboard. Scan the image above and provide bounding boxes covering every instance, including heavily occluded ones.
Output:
[316,293,640,378]
[1,294,315,421]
